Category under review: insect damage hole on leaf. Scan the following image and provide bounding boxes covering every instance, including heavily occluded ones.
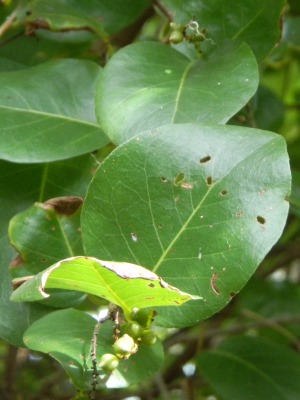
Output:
[256,216,266,225]
[200,155,211,164]
[206,176,213,186]
[198,248,202,259]
[220,190,228,196]
[161,176,168,183]
[174,172,185,186]
[131,233,138,242]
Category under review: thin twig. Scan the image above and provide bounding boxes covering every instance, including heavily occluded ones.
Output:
[89,312,110,399]
[151,0,174,20]
[241,309,300,350]
[0,10,17,38]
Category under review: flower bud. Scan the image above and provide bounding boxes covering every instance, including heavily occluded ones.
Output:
[113,334,138,357]
[99,353,119,371]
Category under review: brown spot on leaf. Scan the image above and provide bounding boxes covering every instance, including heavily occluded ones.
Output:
[211,272,220,295]
[9,255,24,269]
[148,283,155,288]
[44,196,83,215]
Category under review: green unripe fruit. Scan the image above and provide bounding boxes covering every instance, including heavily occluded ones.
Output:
[141,330,157,346]
[99,353,119,372]
[122,321,143,339]
[113,334,138,357]
[131,308,149,327]
[170,22,184,32]
[169,30,184,44]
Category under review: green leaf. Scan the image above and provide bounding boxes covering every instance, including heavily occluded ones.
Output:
[9,199,87,308]
[23,309,164,389]
[11,256,198,318]
[0,57,26,72]
[25,0,150,36]
[0,59,108,163]
[197,336,300,400]
[290,170,300,217]
[161,0,285,61]
[96,40,258,144]
[0,154,96,345]
[9,199,84,274]
[81,123,291,327]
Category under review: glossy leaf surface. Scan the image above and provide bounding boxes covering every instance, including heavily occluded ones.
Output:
[81,124,290,327]
[0,59,108,162]
[161,0,285,61]
[96,40,258,144]
[197,336,300,400]
[23,309,164,389]
[11,256,198,318]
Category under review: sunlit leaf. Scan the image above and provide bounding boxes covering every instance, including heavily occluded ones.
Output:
[11,256,198,318]
[96,40,258,144]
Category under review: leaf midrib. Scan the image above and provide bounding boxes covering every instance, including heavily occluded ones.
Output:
[0,105,99,127]
[171,60,194,123]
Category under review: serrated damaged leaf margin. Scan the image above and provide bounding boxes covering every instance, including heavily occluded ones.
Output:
[11,256,200,312]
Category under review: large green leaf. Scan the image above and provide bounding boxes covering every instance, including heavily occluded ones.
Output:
[11,256,198,318]
[81,124,290,327]
[161,0,285,61]
[0,154,96,345]
[0,59,108,163]
[96,40,258,144]
[25,0,150,36]
[197,336,300,400]
[23,309,164,389]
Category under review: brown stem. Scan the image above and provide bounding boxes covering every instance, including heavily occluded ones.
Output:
[3,344,18,399]
[151,0,174,20]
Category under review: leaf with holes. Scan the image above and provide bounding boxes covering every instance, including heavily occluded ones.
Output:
[81,123,291,327]
[0,59,108,163]
[23,309,164,389]
[96,40,258,144]
[197,336,300,400]
[11,256,198,319]
[161,0,285,61]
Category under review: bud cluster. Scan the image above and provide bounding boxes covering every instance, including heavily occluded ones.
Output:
[169,19,206,51]
[98,308,157,372]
